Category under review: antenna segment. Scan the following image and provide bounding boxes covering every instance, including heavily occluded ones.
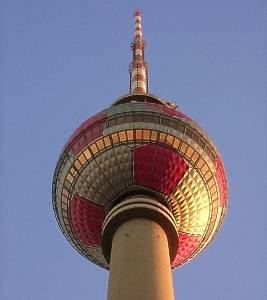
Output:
[129,10,148,94]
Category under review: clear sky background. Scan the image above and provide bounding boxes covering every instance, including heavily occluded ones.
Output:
[1,1,266,299]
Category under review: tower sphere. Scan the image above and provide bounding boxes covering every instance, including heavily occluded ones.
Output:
[52,11,228,274]
[52,91,228,269]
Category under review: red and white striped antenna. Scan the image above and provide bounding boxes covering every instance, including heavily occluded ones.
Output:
[129,10,148,94]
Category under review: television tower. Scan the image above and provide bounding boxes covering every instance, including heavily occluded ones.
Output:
[52,10,228,300]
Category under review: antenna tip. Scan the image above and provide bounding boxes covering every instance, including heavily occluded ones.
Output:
[135,10,142,17]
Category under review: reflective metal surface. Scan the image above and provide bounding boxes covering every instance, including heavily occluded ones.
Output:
[52,98,228,269]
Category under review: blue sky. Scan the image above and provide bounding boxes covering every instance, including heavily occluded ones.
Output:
[1,1,266,299]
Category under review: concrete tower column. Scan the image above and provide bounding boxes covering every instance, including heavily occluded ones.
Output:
[102,195,178,300]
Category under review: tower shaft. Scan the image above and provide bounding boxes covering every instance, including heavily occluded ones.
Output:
[107,218,175,300]
[129,10,148,93]
[102,195,178,300]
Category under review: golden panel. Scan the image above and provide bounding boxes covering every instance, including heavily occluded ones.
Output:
[136,129,143,140]
[62,188,69,198]
[118,131,127,142]
[209,185,217,195]
[192,150,201,163]
[203,170,213,182]
[103,136,111,147]
[77,153,87,165]
[95,145,132,194]
[74,159,113,206]
[211,192,218,202]
[70,143,133,207]
[207,177,216,190]
[195,199,222,253]
[74,175,99,202]
[143,129,151,140]
[96,139,105,151]
[196,157,205,169]
[191,144,215,173]
[66,173,74,184]
[83,148,92,160]
[111,133,120,144]
[185,147,194,159]
[113,146,132,183]
[74,159,82,170]
[150,130,158,141]
[166,134,174,146]
[198,209,225,253]
[166,196,181,227]
[69,167,77,177]
[90,143,98,154]
[170,167,210,235]
[62,194,68,204]
[126,129,134,141]
[179,142,188,154]
[159,132,166,143]
[172,137,181,149]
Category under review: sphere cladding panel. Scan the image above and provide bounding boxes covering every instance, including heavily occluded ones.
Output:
[133,143,188,195]
[71,195,105,246]
[52,101,228,269]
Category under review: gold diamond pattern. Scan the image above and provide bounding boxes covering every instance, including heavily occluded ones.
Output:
[73,145,132,206]
[95,145,132,194]
[171,167,210,235]
[74,159,114,206]
[113,146,132,188]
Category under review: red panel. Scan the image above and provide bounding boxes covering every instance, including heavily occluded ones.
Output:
[65,112,107,156]
[133,144,188,195]
[215,157,228,206]
[172,232,200,266]
[145,103,192,121]
[70,195,105,247]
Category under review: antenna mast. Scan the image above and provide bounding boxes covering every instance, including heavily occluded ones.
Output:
[129,10,148,94]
